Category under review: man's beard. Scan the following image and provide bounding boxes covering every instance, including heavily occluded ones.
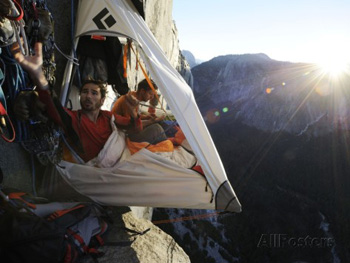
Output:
[81,100,102,111]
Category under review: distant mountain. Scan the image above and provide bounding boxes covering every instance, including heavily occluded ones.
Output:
[154,53,350,263]
[192,53,350,136]
[155,117,350,262]
[182,50,202,68]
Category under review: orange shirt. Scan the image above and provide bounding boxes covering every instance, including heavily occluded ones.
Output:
[37,90,141,162]
[66,110,139,162]
[111,91,138,119]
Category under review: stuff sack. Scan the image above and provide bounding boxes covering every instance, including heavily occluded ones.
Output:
[0,189,109,263]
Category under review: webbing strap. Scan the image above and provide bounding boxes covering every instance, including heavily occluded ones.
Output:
[128,41,166,113]
[64,243,74,263]
[7,192,36,209]
[47,204,85,221]
[123,42,128,78]
[67,229,88,253]
[94,235,104,246]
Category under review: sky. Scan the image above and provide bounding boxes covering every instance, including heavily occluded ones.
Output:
[172,0,350,64]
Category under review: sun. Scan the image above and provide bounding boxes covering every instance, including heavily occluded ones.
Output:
[318,58,350,77]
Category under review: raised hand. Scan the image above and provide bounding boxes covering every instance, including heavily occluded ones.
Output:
[11,41,48,89]
[124,92,139,119]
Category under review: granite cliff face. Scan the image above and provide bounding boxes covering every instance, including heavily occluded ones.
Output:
[146,0,192,86]
[137,0,192,88]
[81,208,190,263]
[182,50,198,68]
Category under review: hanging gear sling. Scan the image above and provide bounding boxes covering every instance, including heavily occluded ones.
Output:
[0,54,15,142]
[0,0,64,197]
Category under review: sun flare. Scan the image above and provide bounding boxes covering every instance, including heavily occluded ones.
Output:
[318,58,349,77]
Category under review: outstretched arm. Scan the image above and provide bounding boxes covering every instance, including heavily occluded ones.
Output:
[11,41,83,151]
[11,42,49,90]
[11,41,67,129]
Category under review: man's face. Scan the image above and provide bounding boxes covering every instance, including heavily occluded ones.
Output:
[140,89,155,102]
[80,83,105,111]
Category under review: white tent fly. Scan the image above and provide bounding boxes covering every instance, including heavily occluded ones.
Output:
[58,0,241,213]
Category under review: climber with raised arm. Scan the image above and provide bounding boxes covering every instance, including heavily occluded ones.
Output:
[11,41,141,162]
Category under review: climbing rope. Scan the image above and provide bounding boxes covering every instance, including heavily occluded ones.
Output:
[128,39,167,113]
[1,46,29,141]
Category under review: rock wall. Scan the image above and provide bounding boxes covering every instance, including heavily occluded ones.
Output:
[82,207,190,263]
[144,0,191,83]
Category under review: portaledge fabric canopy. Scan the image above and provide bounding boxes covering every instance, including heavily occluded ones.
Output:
[60,0,241,212]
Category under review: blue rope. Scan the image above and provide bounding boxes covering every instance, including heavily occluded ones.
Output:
[0,46,35,141]
[30,153,37,196]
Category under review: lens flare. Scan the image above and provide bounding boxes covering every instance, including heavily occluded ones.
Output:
[205,108,220,124]
[318,59,349,77]
[265,87,274,94]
